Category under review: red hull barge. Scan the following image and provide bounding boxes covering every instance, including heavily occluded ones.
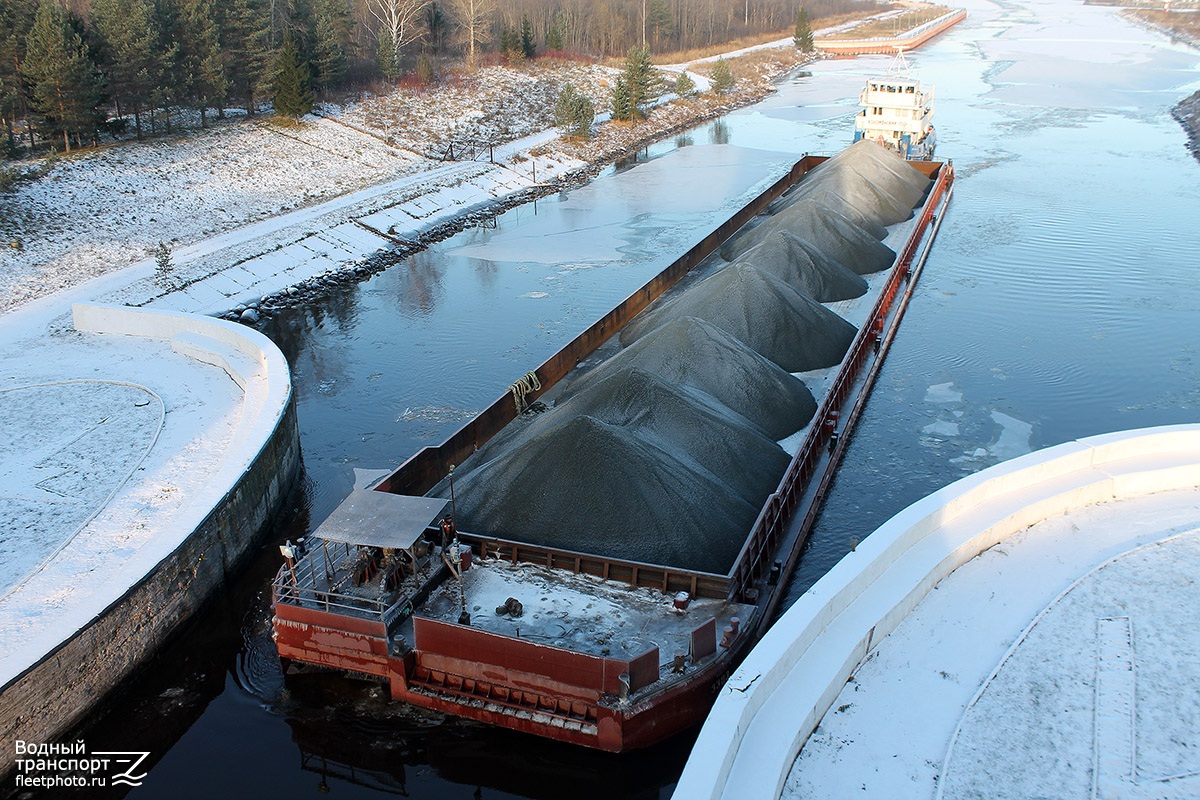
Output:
[272,154,955,752]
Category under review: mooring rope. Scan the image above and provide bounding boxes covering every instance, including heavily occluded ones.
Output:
[509,371,541,413]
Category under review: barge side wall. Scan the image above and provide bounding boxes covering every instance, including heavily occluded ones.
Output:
[0,306,300,778]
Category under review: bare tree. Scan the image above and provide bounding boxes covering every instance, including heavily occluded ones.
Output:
[444,0,495,70]
[368,0,430,78]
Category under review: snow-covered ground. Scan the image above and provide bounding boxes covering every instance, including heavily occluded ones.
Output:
[0,116,427,313]
[786,490,1200,799]
[0,62,624,317]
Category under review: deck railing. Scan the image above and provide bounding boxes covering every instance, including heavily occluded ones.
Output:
[460,532,731,599]
[272,543,443,629]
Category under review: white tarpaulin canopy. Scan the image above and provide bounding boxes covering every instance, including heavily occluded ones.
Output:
[313,490,449,551]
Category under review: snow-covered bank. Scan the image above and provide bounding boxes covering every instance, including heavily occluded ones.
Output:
[0,302,293,687]
[0,50,811,318]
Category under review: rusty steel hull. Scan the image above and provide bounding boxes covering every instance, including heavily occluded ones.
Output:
[273,156,956,752]
[276,598,753,752]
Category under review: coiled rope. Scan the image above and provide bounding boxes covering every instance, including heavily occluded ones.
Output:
[509,371,541,413]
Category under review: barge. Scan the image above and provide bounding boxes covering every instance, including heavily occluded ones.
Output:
[272,144,955,752]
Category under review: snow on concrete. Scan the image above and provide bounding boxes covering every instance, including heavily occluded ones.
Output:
[422,556,750,666]
[786,492,1200,800]
[673,425,1200,800]
[0,300,280,688]
[0,381,163,598]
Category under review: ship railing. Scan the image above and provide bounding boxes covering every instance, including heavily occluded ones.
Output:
[727,161,955,603]
[272,563,391,619]
[458,532,731,600]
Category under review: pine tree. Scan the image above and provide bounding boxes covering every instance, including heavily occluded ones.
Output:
[176,0,226,126]
[376,27,399,80]
[0,0,36,153]
[613,45,654,120]
[674,70,695,97]
[610,75,633,122]
[711,57,734,95]
[311,0,350,92]
[24,0,104,151]
[544,18,563,52]
[520,15,536,59]
[794,7,814,53]
[500,26,521,61]
[220,0,271,114]
[147,0,182,134]
[426,3,446,53]
[555,83,593,139]
[272,32,313,119]
[91,0,166,139]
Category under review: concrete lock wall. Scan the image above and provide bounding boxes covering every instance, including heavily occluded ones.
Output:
[0,305,300,777]
[673,423,1200,800]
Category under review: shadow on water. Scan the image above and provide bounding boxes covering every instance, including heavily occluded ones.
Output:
[708,119,731,145]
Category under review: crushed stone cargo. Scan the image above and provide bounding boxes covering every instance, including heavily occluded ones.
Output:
[619,264,857,373]
[776,139,933,224]
[720,201,896,273]
[452,414,758,574]
[563,316,817,441]
[732,230,868,303]
[543,367,792,506]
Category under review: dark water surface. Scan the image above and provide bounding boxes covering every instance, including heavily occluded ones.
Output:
[78,0,1200,797]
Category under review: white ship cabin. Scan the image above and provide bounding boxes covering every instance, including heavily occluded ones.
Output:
[853,75,936,160]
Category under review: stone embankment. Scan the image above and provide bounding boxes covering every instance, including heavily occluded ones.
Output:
[1173,90,1200,160]
[1121,9,1200,160]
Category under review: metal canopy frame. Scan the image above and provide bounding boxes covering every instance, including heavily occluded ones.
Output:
[313,490,449,551]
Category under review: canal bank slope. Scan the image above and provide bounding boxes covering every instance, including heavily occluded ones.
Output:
[0,48,814,320]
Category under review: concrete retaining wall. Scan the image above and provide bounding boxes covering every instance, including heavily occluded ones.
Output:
[673,424,1200,800]
[0,305,300,776]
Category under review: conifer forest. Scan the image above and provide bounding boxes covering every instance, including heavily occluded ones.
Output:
[0,0,876,154]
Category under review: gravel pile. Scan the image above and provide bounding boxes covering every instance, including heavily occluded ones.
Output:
[619,264,856,373]
[448,142,931,574]
[452,414,758,574]
[720,200,895,273]
[733,230,868,302]
[780,139,932,224]
[564,316,817,439]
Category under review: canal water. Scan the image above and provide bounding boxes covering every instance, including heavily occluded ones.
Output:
[82,0,1200,797]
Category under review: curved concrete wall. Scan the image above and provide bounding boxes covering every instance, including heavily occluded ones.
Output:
[0,305,300,776]
[674,423,1200,800]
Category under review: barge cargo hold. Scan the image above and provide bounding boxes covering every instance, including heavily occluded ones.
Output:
[271,143,955,752]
